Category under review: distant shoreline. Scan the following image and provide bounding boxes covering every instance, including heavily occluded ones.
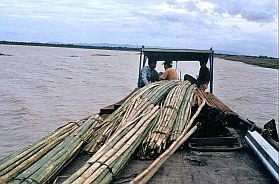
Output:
[216,54,278,69]
[1,41,278,69]
[0,41,140,52]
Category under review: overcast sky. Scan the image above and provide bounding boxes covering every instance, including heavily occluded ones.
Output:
[0,0,278,57]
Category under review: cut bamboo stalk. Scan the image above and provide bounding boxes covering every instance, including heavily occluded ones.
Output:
[130,99,206,184]
[170,84,196,141]
[0,120,82,174]
[62,102,153,183]
[70,105,159,184]
[84,82,178,159]
[89,104,153,163]
[83,107,160,184]
[131,125,199,184]
[7,115,100,184]
[141,82,189,158]
[63,102,160,183]
[93,115,159,184]
[1,130,74,183]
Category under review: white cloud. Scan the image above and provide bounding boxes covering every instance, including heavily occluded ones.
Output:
[196,1,215,13]
[211,0,278,23]
[0,0,278,57]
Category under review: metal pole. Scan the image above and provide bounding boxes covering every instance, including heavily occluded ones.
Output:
[180,71,182,81]
[210,50,214,93]
[137,46,144,87]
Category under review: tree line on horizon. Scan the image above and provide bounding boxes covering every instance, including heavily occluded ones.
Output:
[0,41,140,51]
[0,40,278,60]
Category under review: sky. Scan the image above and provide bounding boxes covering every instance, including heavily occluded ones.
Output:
[0,0,278,57]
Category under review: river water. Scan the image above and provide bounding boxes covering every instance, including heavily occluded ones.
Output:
[0,45,278,160]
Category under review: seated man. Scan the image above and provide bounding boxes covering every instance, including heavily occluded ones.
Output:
[138,58,159,87]
[197,58,210,90]
[159,60,179,80]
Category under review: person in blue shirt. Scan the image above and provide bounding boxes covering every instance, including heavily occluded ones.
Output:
[138,58,159,87]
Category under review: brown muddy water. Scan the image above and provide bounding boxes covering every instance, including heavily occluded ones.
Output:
[0,45,278,160]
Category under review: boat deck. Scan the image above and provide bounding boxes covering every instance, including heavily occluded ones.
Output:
[117,146,276,184]
[54,144,276,184]
[53,90,276,184]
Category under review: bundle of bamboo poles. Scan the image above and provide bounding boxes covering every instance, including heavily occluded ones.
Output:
[139,81,196,159]
[0,115,102,184]
[62,81,180,184]
[194,89,237,116]
[82,83,161,153]
[131,100,206,184]
[0,117,87,183]
[63,103,159,184]
[82,81,179,153]
[170,84,196,141]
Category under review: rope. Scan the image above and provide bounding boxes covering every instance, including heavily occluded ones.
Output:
[88,160,115,179]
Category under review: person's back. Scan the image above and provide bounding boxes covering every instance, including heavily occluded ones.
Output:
[138,59,159,87]
[159,60,179,80]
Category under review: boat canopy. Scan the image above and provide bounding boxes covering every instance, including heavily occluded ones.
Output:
[142,48,212,62]
[137,47,215,93]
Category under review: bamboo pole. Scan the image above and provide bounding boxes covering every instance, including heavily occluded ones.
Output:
[84,81,179,159]
[84,107,160,184]
[1,129,75,183]
[140,82,189,158]
[7,115,100,184]
[89,104,153,163]
[92,116,159,184]
[82,82,164,153]
[170,85,196,141]
[63,102,159,184]
[130,99,206,184]
[0,120,82,174]
[131,125,198,184]
[71,105,158,184]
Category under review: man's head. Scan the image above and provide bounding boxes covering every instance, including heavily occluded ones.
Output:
[163,60,173,69]
[199,58,208,67]
[148,58,157,69]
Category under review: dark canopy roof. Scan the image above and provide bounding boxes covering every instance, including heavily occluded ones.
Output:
[143,48,213,62]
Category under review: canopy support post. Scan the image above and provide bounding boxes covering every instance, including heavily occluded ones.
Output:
[209,50,214,93]
[137,46,144,87]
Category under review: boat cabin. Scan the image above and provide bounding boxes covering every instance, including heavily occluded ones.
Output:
[137,47,214,93]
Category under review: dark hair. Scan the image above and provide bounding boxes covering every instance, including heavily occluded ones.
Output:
[199,57,208,64]
[148,58,157,65]
[163,60,173,66]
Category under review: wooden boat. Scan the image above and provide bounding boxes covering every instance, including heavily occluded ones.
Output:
[1,47,278,184]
